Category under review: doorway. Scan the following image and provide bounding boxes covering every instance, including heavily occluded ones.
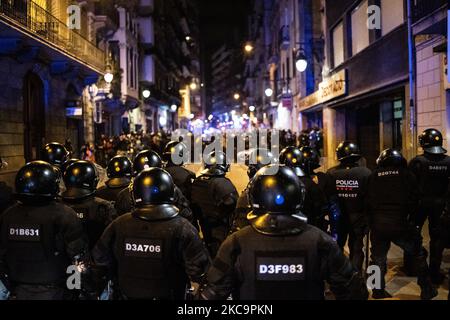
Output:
[346,104,380,170]
[23,72,46,163]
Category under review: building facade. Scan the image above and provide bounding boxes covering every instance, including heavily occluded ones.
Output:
[0,0,105,185]
[298,0,411,169]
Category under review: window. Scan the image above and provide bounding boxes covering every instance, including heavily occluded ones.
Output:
[351,0,369,55]
[332,22,344,67]
[381,0,404,36]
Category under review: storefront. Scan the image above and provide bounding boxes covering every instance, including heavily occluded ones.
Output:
[297,67,409,170]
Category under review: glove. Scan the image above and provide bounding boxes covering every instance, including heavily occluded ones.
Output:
[0,278,10,301]
[99,281,114,301]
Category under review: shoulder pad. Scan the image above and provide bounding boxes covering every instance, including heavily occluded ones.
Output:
[132,204,179,222]
[249,213,308,236]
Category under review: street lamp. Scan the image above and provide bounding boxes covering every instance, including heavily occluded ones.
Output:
[295,49,308,72]
[264,88,273,97]
[190,82,198,91]
[189,113,195,119]
[170,104,178,112]
[244,43,254,53]
[249,105,255,112]
[185,35,192,42]
[142,89,151,99]
[104,71,114,84]
[233,93,240,100]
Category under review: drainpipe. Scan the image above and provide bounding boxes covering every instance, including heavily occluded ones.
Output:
[407,0,417,156]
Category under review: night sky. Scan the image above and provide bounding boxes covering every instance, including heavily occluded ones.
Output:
[199,0,252,110]
[199,0,252,50]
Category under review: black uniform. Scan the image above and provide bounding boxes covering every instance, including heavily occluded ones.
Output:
[440,189,450,298]
[312,172,341,239]
[115,186,193,222]
[96,184,128,203]
[92,168,210,300]
[409,153,450,276]
[299,176,328,230]
[232,186,252,232]
[191,175,238,257]
[62,197,116,250]
[164,165,196,200]
[0,182,13,215]
[327,163,371,272]
[0,202,88,300]
[367,166,433,295]
[202,217,368,300]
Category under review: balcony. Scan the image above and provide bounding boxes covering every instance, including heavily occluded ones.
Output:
[412,0,447,23]
[0,1,105,73]
[412,0,447,35]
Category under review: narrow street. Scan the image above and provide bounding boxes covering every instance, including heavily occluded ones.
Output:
[184,163,450,300]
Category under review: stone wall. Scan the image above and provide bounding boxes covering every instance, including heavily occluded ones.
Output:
[0,56,90,187]
[416,35,448,150]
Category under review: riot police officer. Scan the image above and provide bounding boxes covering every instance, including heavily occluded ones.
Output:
[96,156,133,203]
[309,128,324,156]
[0,161,88,300]
[62,160,116,250]
[231,148,277,232]
[407,129,450,283]
[280,146,325,230]
[441,199,450,299]
[327,141,371,273]
[299,146,341,240]
[42,142,69,168]
[0,157,13,215]
[115,150,193,222]
[298,131,310,148]
[367,149,437,300]
[191,151,238,257]
[200,165,368,300]
[162,141,196,200]
[92,168,210,300]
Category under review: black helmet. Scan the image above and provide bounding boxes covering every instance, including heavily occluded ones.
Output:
[131,168,178,221]
[42,142,69,167]
[249,165,305,216]
[299,146,321,174]
[298,132,310,147]
[133,150,162,175]
[201,151,230,176]
[247,148,278,179]
[106,156,132,188]
[376,149,407,168]
[336,141,361,162]
[419,129,447,154]
[309,128,323,148]
[15,161,60,203]
[62,160,99,200]
[61,158,79,175]
[163,141,187,166]
[280,146,306,177]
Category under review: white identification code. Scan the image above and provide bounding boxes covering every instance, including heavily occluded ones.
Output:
[123,238,163,258]
[10,228,39,237]
[256,254,306,281]
[125,243,161,253]
[259,264,304,275]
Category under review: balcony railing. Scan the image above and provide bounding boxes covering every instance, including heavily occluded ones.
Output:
[412,0,447,23]
[0,1,105,72]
